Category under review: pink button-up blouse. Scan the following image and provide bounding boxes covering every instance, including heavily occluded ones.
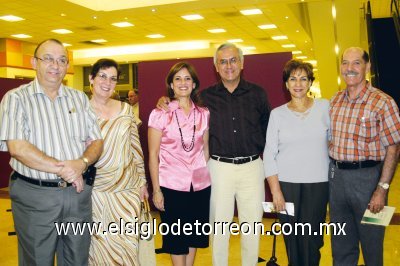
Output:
[148,100,211,192]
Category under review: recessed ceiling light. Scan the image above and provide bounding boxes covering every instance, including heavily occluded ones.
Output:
[285,16,289,19]
[282,44,296,48]
[63,43,72,47]
[0,15,24,22]
[240,9,262,15]
[146,34,165,38]
[112,22,134,27]
[60,13,66,17]
[272,35,288,40]
[11,34,31,39]
[208,28,226,33]
[292,50,302,54]
[181,14,204,20]
[227,39,243,43]
[296,30,300,33]
[91,39,107,43]
[258,24,277,29]
[296,56,308,59]
[52,29,73,34]
[93,16,97,19]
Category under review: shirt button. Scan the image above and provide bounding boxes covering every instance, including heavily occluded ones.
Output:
[232,117,235,120]
[233,130,237,133]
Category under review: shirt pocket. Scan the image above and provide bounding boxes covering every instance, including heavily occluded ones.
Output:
[67,111,87,141]
[356,116,378,140]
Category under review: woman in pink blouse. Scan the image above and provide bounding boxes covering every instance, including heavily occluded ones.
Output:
[148,62,210,266]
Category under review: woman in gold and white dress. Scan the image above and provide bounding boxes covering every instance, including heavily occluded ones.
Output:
[88,58,148,265]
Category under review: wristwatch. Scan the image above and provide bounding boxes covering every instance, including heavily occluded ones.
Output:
[81,157,89,173]
[378,182,390,190]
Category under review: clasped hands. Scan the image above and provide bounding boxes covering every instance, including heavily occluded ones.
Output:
[55,159,86,193]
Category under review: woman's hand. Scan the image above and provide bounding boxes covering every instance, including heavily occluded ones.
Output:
[139,185,149,201]
[152,190,165,211]
[272,189,286,213]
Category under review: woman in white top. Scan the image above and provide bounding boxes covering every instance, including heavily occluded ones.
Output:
[263,60,329,266]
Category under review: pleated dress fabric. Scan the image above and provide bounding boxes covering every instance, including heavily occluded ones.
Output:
[89,103,146,265]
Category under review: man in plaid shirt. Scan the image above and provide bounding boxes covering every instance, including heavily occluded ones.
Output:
[329,47,400,266]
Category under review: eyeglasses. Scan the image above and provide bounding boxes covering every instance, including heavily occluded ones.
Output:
[35,56,69,67]
[96,73,118,83]
[218,57,240,66]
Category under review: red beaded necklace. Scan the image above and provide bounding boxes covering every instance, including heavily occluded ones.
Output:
[174,110,196,152]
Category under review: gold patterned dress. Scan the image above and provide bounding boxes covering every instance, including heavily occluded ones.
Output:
[89,102,146,265]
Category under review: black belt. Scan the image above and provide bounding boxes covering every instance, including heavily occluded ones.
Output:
[11,165,96,187]
[211,155,259,165]
[330,158,381,170]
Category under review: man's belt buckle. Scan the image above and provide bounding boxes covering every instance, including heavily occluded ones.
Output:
[58,180,67,188]
[234,157,244,164]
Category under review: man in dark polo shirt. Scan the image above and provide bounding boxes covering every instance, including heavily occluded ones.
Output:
[204,43,270,266]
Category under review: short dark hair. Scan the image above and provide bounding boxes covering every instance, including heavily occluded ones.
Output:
[341,47,370,63]
[90,58,121,78]
[282,59,315,84]
[362,50,370,63]
[165,61,202,106]
[130,89,139,95]
[34,39,66,57]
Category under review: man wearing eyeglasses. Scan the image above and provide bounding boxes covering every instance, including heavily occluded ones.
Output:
[158,43,270,265]
[0,39,103,265]
[204,43,270,266]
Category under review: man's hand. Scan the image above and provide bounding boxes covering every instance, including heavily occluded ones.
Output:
[156,96,170,111]
[56,159,86,193]
[368,188,387,213]
[72,175,85,193]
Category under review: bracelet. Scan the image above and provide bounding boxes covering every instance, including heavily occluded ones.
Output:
[81,157,89,173]
[153,189,162,194]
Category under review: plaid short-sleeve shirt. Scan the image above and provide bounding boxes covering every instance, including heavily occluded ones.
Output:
[329,84,400,161]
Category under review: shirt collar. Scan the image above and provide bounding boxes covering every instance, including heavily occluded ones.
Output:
[215,78,249,93]
[28,78,67,97]
[169,99,196,112]
[344,82,370,103]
